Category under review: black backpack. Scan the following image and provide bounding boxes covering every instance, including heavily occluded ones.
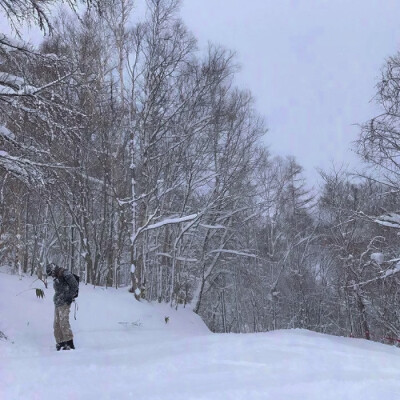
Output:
[73,274,80,299]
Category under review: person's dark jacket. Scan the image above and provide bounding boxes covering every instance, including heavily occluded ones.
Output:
[53,267,79,307]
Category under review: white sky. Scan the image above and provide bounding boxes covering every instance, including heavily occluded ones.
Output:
[180,0,400,185]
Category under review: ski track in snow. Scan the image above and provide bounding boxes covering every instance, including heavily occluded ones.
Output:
[1,271,400,400]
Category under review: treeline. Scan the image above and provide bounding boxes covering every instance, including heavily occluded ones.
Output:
[1,0,400,342]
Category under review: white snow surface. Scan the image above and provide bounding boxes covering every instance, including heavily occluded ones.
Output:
[1,271,400,400]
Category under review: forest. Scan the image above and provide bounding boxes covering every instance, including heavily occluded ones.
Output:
[2,0,400,343]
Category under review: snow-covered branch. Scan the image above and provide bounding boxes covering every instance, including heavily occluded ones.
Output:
[141,214,198,233]
[208,249,257,258]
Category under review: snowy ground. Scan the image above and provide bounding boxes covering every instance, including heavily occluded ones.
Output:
[1,271,400,400]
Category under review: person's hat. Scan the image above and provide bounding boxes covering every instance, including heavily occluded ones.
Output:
[46,263,56,276]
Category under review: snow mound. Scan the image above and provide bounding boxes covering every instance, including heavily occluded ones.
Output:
[0,270,208,351]
[1,271,400,400]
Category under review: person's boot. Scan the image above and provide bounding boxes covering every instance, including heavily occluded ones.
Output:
[63,339,75,350]
[56,342,65,351]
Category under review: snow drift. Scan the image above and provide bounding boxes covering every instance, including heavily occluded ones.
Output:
[1,270,400,400]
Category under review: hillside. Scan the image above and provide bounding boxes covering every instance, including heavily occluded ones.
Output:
[1,270,400,400]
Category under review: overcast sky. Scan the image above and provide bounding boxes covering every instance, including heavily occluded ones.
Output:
[179,0,400,185]
[4,0,400,186]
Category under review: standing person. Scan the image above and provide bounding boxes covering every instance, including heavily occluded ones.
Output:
[46,263,78,350]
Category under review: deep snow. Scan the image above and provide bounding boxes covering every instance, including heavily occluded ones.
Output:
[1,270,400,400]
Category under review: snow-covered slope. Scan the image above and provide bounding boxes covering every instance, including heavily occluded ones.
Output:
[1,271,400,400]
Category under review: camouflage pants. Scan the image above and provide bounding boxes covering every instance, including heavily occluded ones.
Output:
[53,304,73,343]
